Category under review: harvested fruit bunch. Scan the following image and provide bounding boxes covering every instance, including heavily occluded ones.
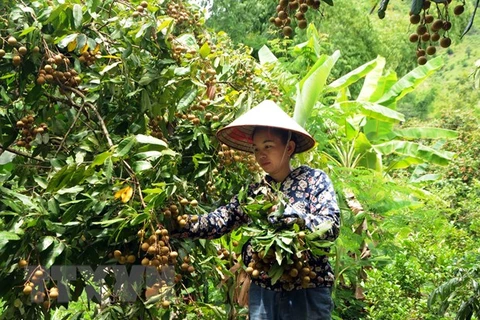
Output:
[239,185,333,289]
[407,0,465,65]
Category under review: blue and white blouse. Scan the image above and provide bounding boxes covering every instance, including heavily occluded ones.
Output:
[177,165,341,291]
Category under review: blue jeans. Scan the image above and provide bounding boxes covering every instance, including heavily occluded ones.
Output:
[248,283,334,320]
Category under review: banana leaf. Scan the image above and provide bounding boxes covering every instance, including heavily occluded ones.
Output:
[293,50,341,127]
[373,140,455,166]
[393,127,458,140]
[326,58,380,93]
[376,56,444,107]
[357,56,386,102]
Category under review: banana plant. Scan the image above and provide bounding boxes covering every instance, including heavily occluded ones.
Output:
[292,49,457,178]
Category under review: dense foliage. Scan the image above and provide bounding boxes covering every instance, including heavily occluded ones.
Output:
[1,0,479,319]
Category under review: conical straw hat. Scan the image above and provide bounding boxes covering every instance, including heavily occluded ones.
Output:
[216,100,315,154]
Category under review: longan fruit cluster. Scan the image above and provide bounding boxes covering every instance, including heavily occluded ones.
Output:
[160,202,198,229]
[246,249,317,290]
[132,1,149,18]
[77,50,99,67]
[15,115,48,150]
[269,0,322,38]
[174,98,220,125]
[0,36,35,67]
[20,265,59,309]
[148,116,167,141]
[166,1,201,26]
[217,144,262,173]
[37,52,81,88]
[408,0,465,65]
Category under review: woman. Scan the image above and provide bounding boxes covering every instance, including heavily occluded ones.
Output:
[177,100,340,319]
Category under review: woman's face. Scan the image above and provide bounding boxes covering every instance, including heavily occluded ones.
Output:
[252,128,295,181]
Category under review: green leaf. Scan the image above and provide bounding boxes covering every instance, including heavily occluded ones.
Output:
[373,141,455,166]
[45,240,65,268]
[99,61,122,76]
[178,88,197,112]
[62,200,90,224]
[0,151,16,165]
[91,151,113,166]
[92,218,125,226]
[199,41,211,59]
[135,134,168,147]
[337,101,405,123]
[326,58,379,93]
[394,127,458,140]
[294,50,341,127]
[376,56,443,107]
[72,4,83,29]
[46,164,75,192]
[268,264,284,285]
[258,45,277,65]
[104,156,113,180]
[357,56,387,102]
[37,236,55,251]
[134,160,152,172]
[57,185,85,195]
[130,213,150,226]
[115,136,136,157]
[57,33,79,49]
[20,26,37,37]
[0,231,20,241]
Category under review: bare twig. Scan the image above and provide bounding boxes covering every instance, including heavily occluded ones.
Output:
[61,86,148,208]
[0,144,45,161]
[61,86,113,147]
[55,97,86,157]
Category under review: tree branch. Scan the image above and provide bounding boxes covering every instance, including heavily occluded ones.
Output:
[0,144,46,162]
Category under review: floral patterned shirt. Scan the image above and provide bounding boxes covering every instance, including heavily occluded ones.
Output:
[177,165,340,291]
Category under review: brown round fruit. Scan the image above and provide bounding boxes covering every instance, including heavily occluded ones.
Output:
[426,46,436,55]
[454,5,464,15]
[12,55,22,66]
[416,25,427,35]
[23,285,33,295]
[37,76,46,85]
[409,14,421,24]
[278,11,288,20]
[298,19,307,29]
[0,49,5,58]
[18,46,27,55]
[140,1,148,8]
[409,33,419,43]
[18,259,28,268]
[442,21,452,31]
[161,300,170,309]
[431,20,444,31]
[431,32,440,42]
[424,14,434,24]
[49,289,59,299]
[440,37,452,48]
[283,26,293,37]
[417,56,427,65]
[114,250,122,259]
[416,49,426,57]
[421,32,430,42]
[7,36,17,46]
